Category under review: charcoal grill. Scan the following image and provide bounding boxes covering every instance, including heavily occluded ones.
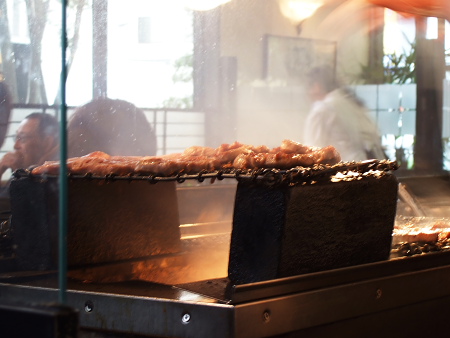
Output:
[1,160,450,337]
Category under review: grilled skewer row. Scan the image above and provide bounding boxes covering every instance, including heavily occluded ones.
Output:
[31,139,342,177]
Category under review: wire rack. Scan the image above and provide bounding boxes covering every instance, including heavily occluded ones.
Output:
[13,159,398,187]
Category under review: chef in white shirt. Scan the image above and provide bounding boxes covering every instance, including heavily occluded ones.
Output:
[303,66,386,162]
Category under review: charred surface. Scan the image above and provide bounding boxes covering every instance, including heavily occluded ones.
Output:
[229,173,398,284]
[9,177,182,274]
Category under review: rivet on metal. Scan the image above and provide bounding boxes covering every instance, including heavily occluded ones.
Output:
[84,300,94,313]
[263,310,271,323]
[182,313,191,324]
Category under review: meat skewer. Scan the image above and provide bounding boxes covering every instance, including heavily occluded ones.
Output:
[31,140,342,177]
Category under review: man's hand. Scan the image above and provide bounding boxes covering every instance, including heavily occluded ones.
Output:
[0,152,23,178]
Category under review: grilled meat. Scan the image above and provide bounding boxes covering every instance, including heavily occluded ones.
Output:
[31,140,341,176]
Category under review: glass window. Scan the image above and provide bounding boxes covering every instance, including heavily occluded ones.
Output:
[0,2,448,335]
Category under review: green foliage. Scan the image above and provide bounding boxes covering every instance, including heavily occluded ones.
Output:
[161,96,193,109]
[161,53,194,109]
[359,34,416,85]
[358,63,385,84]
[383,41,416,84]
[172,54,193,83]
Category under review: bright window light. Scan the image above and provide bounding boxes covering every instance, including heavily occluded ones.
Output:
[426,17,438,39]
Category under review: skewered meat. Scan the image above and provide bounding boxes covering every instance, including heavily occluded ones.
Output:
[32,152,138,176]
[233,152,267,169]
[311,145,342,165]
[392,228,440,245]
[134,156,178,176]
[31,140,341,176]
[31,160,60,175]
[280,139,313,154]
[183,146,216,157]
[233,152,315,169]
[135,155,221,176]
[392,217,450,246]
[391,217,450,258]
[31,152,112,176]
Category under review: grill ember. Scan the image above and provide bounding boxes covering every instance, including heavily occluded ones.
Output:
[392,217,450,258]
[31,139,341,177]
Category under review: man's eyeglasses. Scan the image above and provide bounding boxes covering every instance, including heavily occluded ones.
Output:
[14,134,37,143]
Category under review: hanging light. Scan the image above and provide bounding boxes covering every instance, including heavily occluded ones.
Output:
[278,0,326,34]
[184,0,232,11]
[278,0,325,23]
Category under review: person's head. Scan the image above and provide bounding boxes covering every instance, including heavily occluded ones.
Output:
[68,97,157,157]
[0,81,12,113]
[307,66,339,102]
[0,80,12,149]
[14,113,59,168]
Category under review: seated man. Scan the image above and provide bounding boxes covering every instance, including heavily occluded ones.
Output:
[0,112,59,182]
[68,97,157,157]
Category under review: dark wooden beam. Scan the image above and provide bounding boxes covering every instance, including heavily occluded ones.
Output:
[414,17,445,174]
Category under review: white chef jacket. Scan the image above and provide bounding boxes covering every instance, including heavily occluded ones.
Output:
[304,88,386,162]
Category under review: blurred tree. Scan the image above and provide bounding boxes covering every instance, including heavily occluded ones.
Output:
[0,0,18,101]
[0,0,87,105]
[53,0,87,104]
[162,53,194,109]
[25,0,49,104]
